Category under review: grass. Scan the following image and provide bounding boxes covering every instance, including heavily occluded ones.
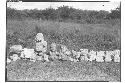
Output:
[6,60,120,81]
[6,19,121,81]
[7,19,120,52]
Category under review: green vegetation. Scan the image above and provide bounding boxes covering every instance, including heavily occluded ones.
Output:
[7,60,120,81]
[6,5,121,82]
[7,5,120,24]
[6,5,121,52]
[7,19,120,54]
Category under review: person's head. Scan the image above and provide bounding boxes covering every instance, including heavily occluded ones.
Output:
[35,33,44,42]
[50,43,57,52]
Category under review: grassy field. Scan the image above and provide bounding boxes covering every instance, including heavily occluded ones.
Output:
[6,19,121,81]
[7,19,120,52]
[6,60,120,81]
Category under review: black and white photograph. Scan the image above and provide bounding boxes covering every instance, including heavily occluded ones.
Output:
[5,0,121,82]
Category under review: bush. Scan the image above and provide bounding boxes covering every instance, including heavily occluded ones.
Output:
[7,5,120,24]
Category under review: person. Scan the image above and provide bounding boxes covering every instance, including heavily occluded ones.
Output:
[49,43,59,61]
[114,49,120,62]
[60,45,71,61]
[96,51,105,62]
[89,50,97,62]
[105,51,112,62]
[10,54,20,61]
[35,33,48,61]
[20,48,37,62]
[80,49,89,61]
[35,33,47,52]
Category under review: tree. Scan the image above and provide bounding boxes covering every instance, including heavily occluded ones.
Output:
[107,5,121,19]
[57,6,72,21]
[42,7,57,20]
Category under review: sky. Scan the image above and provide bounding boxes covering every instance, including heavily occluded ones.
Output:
[7,1,120,12]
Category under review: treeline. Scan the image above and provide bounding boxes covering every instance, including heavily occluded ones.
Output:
[7,5,121,24]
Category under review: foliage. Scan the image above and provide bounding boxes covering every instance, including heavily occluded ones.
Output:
[6,19,120,52]
[7,5,120,24]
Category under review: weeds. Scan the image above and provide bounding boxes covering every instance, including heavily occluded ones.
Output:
[6,19,120,81]
[7,19,120,53]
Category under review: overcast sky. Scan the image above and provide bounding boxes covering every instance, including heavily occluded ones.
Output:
[7,1,120,11]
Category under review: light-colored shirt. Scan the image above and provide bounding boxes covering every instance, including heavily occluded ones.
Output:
[35,41,47,52]
[89,50,97,61]
[21,48,36,59]
[10,45,23,53]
